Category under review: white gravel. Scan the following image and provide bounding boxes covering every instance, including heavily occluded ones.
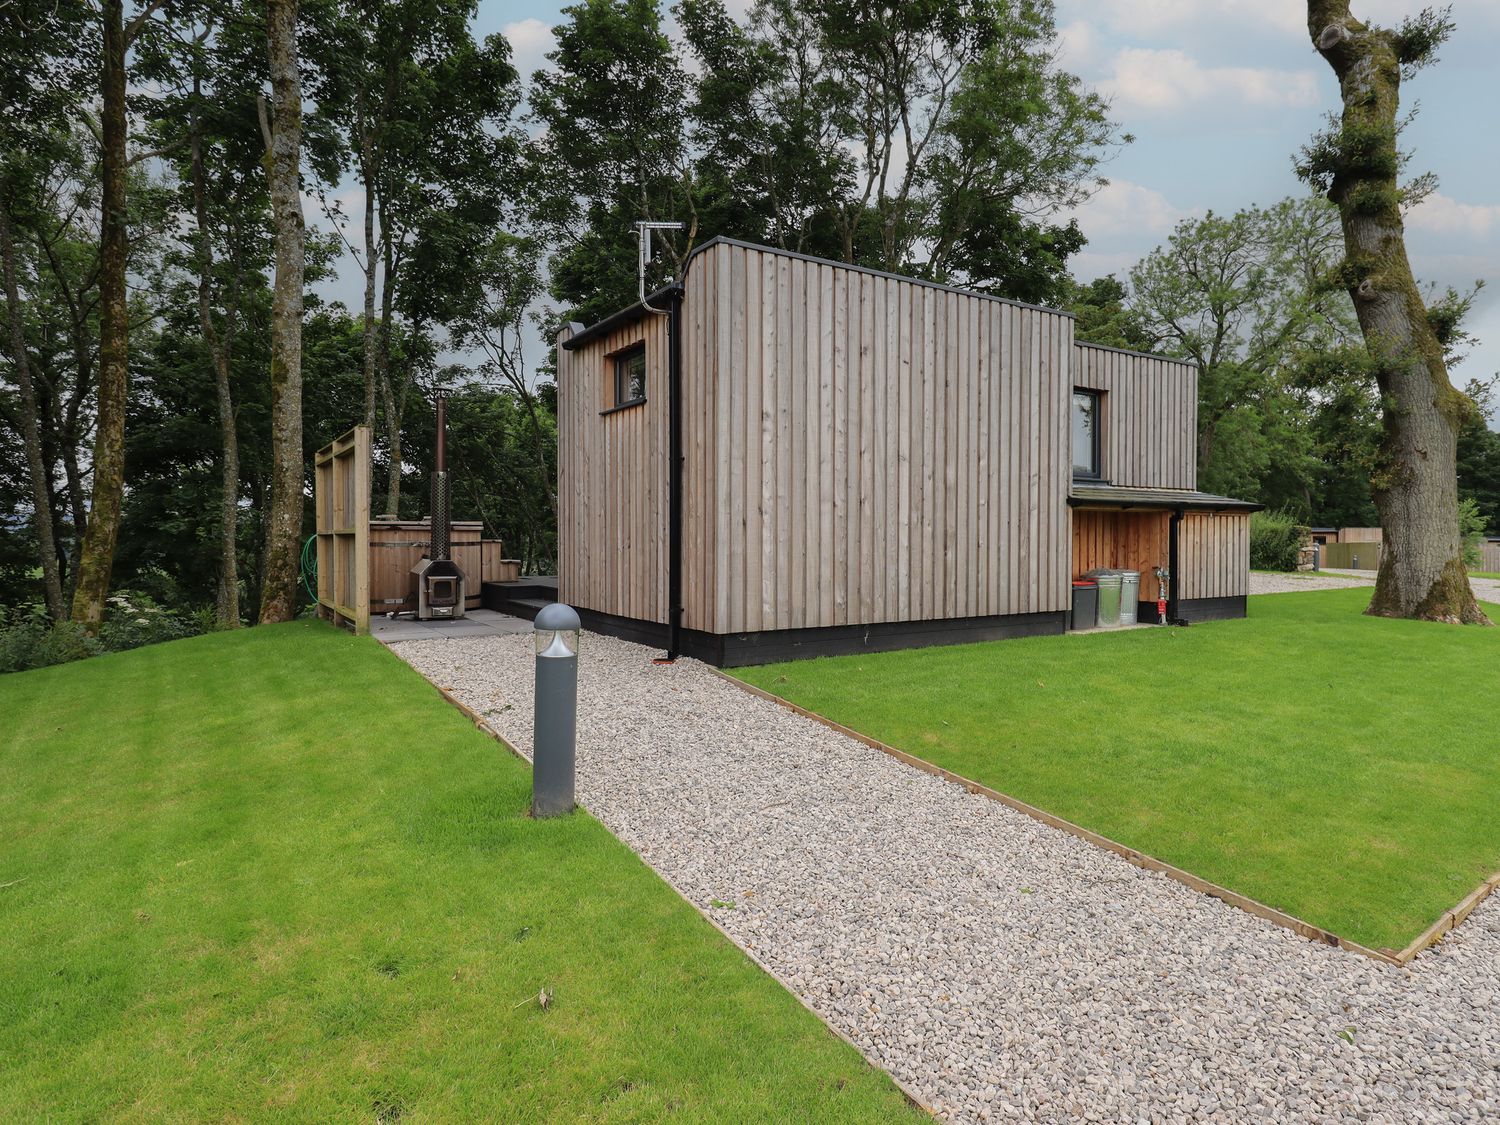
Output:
[1250,570,1500,605]
[394,631,1500,1123]
[1249,571,1374,594]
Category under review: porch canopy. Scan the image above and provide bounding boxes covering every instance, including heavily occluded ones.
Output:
[1068,484,1262,513]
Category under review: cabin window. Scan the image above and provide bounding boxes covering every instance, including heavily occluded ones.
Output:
[612,345,647,408]
[1072,390,1102,479]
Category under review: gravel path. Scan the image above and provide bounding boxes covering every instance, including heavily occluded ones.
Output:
[1250,570,1500,604]
[394,632,1500,1123]
[1249,571,1373,594]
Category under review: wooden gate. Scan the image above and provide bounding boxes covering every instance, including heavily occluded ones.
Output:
[314,426,371,634]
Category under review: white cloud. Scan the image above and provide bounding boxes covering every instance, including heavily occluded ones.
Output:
[1098,47,1319,113]
[1407,193,1500,239]
[1081,0,1422,39]
[503,18,556,80]
[1067,180,1192,238]
[1055,20,1101,69]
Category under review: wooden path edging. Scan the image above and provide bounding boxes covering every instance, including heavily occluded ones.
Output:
[713,669,1500,969]
[423,678,939,1119]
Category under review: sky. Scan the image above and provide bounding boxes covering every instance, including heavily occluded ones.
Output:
[332,0,1500,391]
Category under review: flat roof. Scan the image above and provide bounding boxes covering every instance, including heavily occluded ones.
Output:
[563,237,1186,363]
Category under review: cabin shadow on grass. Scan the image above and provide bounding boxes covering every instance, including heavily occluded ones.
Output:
[0,622,921,1121]
[734,587,1500,954]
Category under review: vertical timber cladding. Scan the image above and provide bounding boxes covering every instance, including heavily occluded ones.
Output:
[1071,509,1170,584]
[556,313,670,625]
[683,240,1073,635]
[1073,342,1197,490]
[1179,511,1251,599]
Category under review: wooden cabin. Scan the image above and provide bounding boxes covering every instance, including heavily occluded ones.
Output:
[547,237,1258,665]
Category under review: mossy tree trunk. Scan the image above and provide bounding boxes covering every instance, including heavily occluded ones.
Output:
[1306,1,1488,624]
[71,0,131,633]
[258,0,306,624]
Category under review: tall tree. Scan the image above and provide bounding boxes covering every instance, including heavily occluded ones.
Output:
[72,1,164,631]
[310,0,518,514]
[0,177,65,619]
[1301,2,1485,622]
[1128,198,1358,499]
[258,0,306,624]
[0,3,92,618]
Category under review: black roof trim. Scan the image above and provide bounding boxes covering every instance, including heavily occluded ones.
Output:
[562,286,680,351]
[1074,339,1196,366]
[1068,484,1262,513]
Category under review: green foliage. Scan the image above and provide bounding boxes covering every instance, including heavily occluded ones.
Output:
[1394,6,1455,74]
[0,604,99,673]
[1249,509,1311,572]
[1065,275,1152,352]
[1127,196,1365,509]
[0,590,203,674]
[534,0,1122,319]
[736,587,1500,950]
[1458,496,1486,568]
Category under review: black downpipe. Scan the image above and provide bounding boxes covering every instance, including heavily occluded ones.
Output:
[665,286,685,660]
[1168,507,1183,624]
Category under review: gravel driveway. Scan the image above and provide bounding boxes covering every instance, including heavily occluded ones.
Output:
[1251,569,1500,604]
[393,631,1499,1123]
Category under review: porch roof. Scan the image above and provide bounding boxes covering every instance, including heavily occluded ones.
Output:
[1068,484,1262,513]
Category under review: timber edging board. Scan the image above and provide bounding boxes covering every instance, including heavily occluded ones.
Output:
[416,670,938,1118]
[712,669,1500,968]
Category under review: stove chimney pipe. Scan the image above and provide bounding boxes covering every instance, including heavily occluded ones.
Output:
[435,395,447,474]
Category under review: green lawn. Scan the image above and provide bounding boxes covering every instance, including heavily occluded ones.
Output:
[737,588,1500,952]
[0,623,918,1122]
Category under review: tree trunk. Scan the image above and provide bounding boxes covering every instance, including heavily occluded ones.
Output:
[360,142,378,432]
[189,90,241,629]
[377,235,401,515]
[1307,1,1487,623]
[0,186,66,620]
[71,0,130,632]
[258,0,306,624]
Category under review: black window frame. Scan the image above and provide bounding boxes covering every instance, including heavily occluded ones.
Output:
[605,343,648,414]
[1072,388,1103,481]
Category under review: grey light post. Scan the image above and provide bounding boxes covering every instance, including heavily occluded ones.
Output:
[532,602,581,818]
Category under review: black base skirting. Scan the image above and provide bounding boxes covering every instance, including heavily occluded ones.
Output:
[1176,595,1247,622]
[561,608,1067,667]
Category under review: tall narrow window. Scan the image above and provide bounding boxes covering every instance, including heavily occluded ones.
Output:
[1073,390,1101,479]
[613,344,647,407]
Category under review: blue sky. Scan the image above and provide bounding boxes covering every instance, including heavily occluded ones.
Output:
[449,0,1500,387]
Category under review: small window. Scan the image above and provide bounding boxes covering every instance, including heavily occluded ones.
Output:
[613,345,646,408]
[1073,390,1101,479]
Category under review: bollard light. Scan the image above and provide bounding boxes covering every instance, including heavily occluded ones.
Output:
[1313,543,1321,572]
[531,602,581,818]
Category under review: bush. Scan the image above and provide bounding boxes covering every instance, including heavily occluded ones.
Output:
[1459,496,1486,569]
[0,605,100,674]
[1250,509,1310,572]
[97,592,199,653]
[0,591,202,675]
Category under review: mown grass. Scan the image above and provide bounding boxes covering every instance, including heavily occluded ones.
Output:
[0,622,919,1122]
[736,588,1500,952]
